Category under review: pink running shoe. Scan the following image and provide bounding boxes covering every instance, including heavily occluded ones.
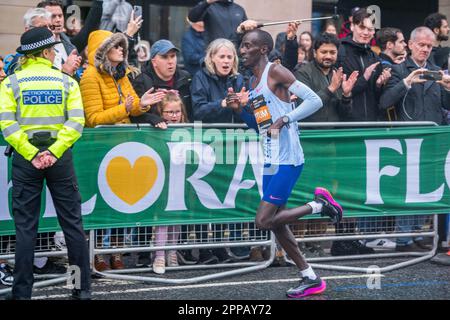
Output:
[286,277,327,298]
[314,187,343,225]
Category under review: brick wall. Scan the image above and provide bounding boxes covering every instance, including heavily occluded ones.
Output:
[0,1,37,56]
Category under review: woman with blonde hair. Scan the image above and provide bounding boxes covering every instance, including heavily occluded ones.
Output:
[190,38,249,263]
[191,38,246,123]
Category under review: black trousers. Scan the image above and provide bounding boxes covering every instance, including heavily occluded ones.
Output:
[11,148,90,299]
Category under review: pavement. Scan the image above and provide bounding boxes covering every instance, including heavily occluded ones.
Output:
[16,257,449,301]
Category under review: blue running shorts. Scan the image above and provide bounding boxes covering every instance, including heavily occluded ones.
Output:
[262,164,303,206]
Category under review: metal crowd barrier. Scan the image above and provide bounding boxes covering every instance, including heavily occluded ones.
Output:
[0,121,443,296]
[0,232,70,296]
[90,223,275,284]
[289,215,438,273]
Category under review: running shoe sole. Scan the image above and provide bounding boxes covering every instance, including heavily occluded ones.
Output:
[315,187,343,224]
[287,279,327,298]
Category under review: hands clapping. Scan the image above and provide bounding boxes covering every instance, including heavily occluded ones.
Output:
[376,67,392,88]
[62,49,82,76]
[223,87,249,110]
[327,67,359,96]
[342,70,359,97]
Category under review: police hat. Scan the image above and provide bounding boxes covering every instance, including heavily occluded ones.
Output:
[16,27,61,54]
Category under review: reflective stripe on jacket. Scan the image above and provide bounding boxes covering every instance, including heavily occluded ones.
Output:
[0,57,85,160]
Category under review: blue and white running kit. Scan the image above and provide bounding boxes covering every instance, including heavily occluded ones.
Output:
[240,62,322,206]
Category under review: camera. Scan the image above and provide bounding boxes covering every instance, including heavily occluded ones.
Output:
[419,70,442,81]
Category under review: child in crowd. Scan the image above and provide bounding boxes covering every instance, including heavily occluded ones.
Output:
[151,92,189,274]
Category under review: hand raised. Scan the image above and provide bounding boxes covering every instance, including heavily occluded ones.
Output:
[286,22,300,40]
[236,87,249,107]
[328,68,343,93]
[342,70,359,96]
[363,62,380,81]
[376,68,392,88]
[140,88,166,110]
[126,11,144,37]
[125,95,134,113]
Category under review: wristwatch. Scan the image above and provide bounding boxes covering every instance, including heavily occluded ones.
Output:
[282,115,290,125]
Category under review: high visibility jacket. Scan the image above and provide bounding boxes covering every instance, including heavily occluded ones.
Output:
[0,57,85,161]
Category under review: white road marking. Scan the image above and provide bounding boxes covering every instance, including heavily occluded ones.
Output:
[32,274,384,300]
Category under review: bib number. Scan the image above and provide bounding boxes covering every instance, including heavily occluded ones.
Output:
[251,95,273,132]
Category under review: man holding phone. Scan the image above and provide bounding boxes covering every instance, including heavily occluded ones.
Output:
[380,26,450,125]
[380,26,450,254]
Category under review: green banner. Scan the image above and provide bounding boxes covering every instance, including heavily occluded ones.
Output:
[0,125,449,235]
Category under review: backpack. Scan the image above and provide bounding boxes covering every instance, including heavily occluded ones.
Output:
[331,220,375,256]
[3,53,22,76]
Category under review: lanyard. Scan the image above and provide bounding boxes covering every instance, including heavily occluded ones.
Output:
[114,78,123,104]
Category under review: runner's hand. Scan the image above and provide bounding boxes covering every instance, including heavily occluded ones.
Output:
[267,117,285,138]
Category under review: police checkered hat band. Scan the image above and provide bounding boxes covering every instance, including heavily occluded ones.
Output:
[17,27,61,54]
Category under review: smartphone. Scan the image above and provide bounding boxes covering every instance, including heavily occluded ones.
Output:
[133,5,143,18]
[420,70,442,81]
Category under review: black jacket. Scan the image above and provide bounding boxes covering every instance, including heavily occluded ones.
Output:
[131,63,193,121]
[379,52,395,67]
[294,61,352,122]
[65,0,103,53]
[191,67,244,123]
[188,0,247,47]
[429,46,450,70]
[337,37,383,121]
[282,37,300,72]
[181,26,206,76]
[379,57,450,125]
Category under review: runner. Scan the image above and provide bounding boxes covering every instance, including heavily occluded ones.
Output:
[229,29,343,298]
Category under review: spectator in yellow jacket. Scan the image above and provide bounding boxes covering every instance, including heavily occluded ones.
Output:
[80,30,161,127]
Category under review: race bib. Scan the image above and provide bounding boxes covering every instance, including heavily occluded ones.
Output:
[251,94,273,132]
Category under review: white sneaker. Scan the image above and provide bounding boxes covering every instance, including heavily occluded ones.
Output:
[0,263,13,286]
[365,238,396,249]
[54,231,67,250]
[167,251,179,267]
[152,257,165,274]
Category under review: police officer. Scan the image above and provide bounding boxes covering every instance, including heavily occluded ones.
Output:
[0,27,90,300]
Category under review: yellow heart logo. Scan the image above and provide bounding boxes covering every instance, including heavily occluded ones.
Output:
[106,156,158,205]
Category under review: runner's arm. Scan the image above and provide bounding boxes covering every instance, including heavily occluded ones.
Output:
[286,80,323,122]
[270,64,323,122]
[239,106,259,132]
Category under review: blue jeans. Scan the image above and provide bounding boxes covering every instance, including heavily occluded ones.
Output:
[396,215,427,246]
[101,228,137,248]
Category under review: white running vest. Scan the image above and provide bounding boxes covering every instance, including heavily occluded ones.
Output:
[249,62,304,166]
